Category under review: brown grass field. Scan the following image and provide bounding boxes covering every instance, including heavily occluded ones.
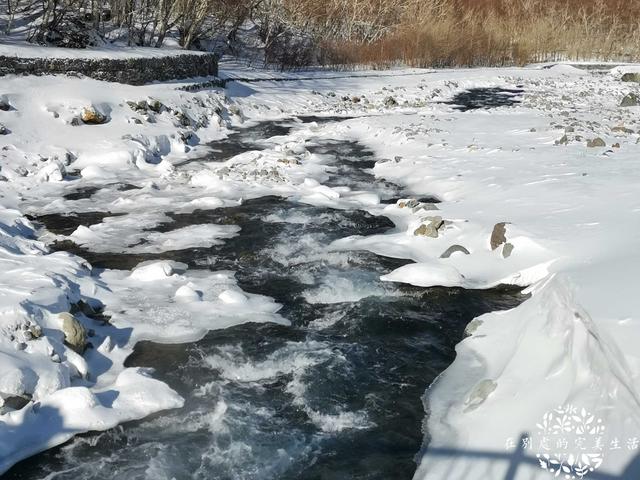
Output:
[309,0,640,67]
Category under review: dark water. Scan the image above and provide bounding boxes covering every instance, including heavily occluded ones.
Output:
[176,115,356,168]
[445,87,524,111]
[7,119,526,480]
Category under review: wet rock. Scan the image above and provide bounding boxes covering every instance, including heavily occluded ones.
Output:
[0,123,8,135]
[587,137,606,148]
[440,245,471,258]
[0,99,11,111]
[60,312,87,354]
[490,222,508,250]
[81,107,108,125]
[620,93,640,107]
[414,216,444,238]
[384,96,398,107]
[502,242,514,258]
[621,72,640,83]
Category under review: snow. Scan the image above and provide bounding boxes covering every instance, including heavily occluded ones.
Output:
[1,47,640,478]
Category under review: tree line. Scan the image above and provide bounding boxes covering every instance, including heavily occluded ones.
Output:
[2,0,639,68]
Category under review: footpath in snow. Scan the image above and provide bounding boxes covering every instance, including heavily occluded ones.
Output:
[0,53,639,479]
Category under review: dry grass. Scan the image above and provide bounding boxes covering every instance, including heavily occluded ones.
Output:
[315,0,640,68]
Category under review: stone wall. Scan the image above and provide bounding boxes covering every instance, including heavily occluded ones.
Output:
[0,52,218,85]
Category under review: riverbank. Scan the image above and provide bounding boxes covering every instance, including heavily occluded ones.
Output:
[1,59,639,478]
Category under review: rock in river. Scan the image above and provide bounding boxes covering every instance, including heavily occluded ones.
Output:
[60,312,87,354]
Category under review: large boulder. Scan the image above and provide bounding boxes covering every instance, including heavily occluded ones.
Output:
[60,312,87,354]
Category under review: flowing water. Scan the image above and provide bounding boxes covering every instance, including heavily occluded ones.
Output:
[6,117,525,480]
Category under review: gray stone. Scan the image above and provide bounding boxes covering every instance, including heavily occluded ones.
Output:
[587,137,606,148]
[414,216,444,238]
[440,245,471,258]
[60,312,87,354]
[0,123,8,135]
[0,99,10,111]
[621,72,640,83]
[490,222,508,250]
[502,242,514,258]
[555,134,568,145]
[620,93,640,107]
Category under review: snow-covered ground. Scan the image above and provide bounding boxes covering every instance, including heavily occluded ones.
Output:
[1,56,640,479]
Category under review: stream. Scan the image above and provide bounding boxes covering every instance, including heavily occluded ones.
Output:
[5,116,525,480]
